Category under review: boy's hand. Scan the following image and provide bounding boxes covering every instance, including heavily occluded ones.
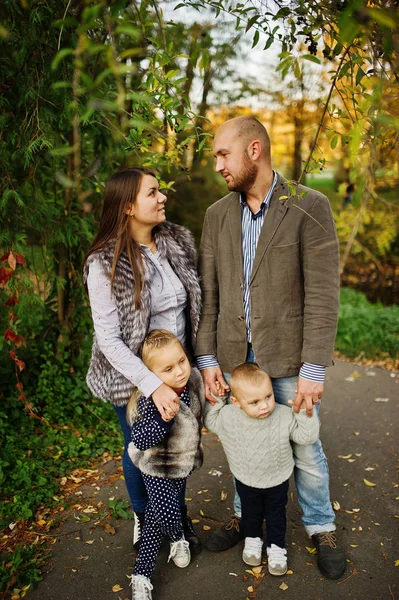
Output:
[152,383,180,420]
[288,377,323,417]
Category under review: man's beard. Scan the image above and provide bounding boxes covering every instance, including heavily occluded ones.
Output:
[228,153,258,192]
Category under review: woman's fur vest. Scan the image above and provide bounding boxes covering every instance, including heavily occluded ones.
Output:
[128,368,205,479]
[83,222,201,406]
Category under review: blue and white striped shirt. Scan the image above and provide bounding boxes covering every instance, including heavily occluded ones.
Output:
[197,173,325,383]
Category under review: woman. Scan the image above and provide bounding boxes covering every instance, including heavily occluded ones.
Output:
[83,167,202,557]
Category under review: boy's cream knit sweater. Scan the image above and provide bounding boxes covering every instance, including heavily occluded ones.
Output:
[204,400,320,489]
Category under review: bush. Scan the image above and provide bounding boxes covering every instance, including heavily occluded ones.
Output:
[336,288,399,359]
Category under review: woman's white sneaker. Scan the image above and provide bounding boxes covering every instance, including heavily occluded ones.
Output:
[130,574,153,600]
[242,537,263,566]
[168,538,191,568]
[267,544,287,575]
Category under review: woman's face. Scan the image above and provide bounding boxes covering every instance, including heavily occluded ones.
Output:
[129,174,167,228]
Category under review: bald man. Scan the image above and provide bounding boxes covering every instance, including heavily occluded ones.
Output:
[195,116,346,579]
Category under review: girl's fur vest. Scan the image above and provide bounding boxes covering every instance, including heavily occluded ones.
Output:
[128,368,205,479]
[83,222,201,406]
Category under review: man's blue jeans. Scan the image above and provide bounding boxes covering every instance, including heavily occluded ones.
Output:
[113,404,186,513]
[226,345,336,535]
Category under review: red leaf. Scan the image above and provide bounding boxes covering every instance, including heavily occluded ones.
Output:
[9,351,17,360]
[0,252,10,261]
[5,295,18,307]
[15,253,26,265]
[0,267,12,288]
[4,329,17,342]
[18,394,27,401]
[16,382,24,391]
[16,359,25,372]
[14,334,25,348]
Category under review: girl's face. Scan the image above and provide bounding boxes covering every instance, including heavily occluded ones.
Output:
[129,174,167,228]
[147,340,191,391]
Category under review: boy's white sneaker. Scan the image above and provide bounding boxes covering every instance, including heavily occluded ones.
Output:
[168,538,191,568]
[242,537,263,566]
[267,544,287,575]
[130,574,153,600]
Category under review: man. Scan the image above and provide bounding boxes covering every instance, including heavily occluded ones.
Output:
[195,116,346,580]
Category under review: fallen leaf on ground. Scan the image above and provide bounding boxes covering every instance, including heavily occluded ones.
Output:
[203,525,211,530]
[103,524,116,535]
[252,566,263,574]
[339,454,352,459]
[280,582,289,591]
[220,490,228,501]
[306,546,317,554]
[229,573,238,576]
[345,377,355,382]
[248,586,254,592]
[353,431,360,436]
[191,519,199,524]
[366,371,376,376]
[287,570,293,575]
[374,397,389,402]
[333,501,341,511]
[112,584,123,592]
[365,467,375,471]
[352,508,360,512]
[363,479,376,487]
[348,459,356,463]
[85,540,95,544]
[395,560,399,567]
[208,468,222,476]
[350,545,359,548]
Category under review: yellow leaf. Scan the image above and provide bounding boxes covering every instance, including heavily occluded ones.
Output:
[287,569,293,574]
[112,584,123,592]
[350,545,359,548]
[220,490,228,501]
[352,508,360,512]
[353,431,360,436]
[252,566,263,574]
[191,519,199,524]
[333,501,341,511]
[280,582,289,590]
[306,546,317,554]
[339,454,352,459]
[348,459,356,463]
[248,586,254,592]
[72,569,77,572]
[203,525,211,530]
[395,560,399,566]
[204,499,212,502]
[85,540,95,544]
[36,519,46,526]
[199,509,205,516]
[363,479,376,487]
[185,498,192,501]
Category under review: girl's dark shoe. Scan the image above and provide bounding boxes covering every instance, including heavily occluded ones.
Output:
[133,511,145,551]
[205,516,242,552]
[311,532,346,579]
[181,507,202,555]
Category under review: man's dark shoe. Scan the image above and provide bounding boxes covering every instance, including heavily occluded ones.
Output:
[311,532,346,579]
[206,516,243,552]
[181,506,202,555]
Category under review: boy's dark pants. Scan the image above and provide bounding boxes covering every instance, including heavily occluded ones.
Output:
[236,478,289,548]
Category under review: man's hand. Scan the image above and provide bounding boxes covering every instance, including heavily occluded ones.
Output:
[288,377,324,417]
[201,366,230,404]
[152,383,180,420]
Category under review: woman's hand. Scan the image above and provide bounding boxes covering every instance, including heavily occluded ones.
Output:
[152,383,180,421]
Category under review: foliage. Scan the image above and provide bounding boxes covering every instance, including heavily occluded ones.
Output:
[336,288,399,359]
[108,498,134,520]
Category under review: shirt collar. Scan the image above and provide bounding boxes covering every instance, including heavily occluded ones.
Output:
[240,171,278,219]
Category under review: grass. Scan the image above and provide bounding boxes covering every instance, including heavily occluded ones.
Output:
[336,287,399,360]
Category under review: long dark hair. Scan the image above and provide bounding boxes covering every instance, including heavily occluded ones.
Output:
[84,167,156,309]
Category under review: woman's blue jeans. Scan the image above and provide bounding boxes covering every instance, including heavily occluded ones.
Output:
[113,404,186,513]
[227,345,336,535]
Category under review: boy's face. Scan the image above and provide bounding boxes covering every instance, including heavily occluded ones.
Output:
[231,377,275,419]
[148,340,191,390]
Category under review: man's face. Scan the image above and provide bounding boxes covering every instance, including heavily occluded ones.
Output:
[213,125,257,193]
[231,378,276,419]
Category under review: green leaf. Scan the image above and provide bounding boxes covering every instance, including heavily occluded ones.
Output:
[302,54,321,64]
[331,135,338,149]
[368,8,397,29]
[51,48,74,71]
[115,25,140,39]
[245,14,260,32]
[252,30,260,48]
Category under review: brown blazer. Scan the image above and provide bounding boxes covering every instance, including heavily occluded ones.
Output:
[195,173,340,378]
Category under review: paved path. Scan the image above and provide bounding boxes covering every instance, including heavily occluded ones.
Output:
[29,360,398,600]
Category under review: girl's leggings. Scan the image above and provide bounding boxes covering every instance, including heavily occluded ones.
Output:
[133,473,187,579]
